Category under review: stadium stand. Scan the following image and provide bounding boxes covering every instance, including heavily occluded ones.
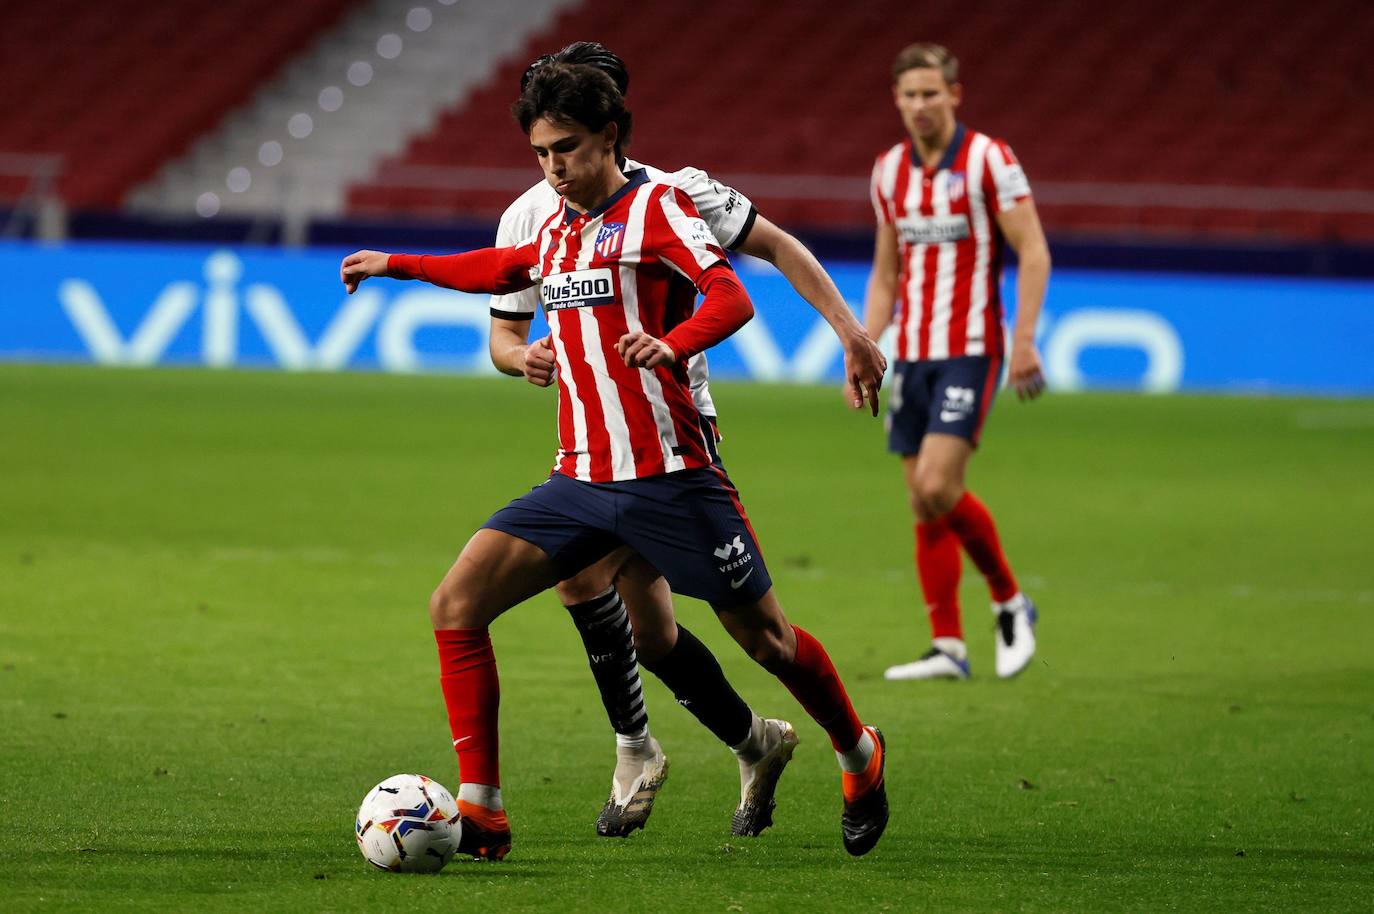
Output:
[346,0,1374,242]
[5,0,1371,244]
[129,0,578,221]
[0,0,360,210]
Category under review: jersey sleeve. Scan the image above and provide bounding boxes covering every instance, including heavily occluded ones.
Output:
[982,139,1032,215]
[489,199,541,320]
[648,186,731,285]
[387,245,538,294]
[663,167,757,250]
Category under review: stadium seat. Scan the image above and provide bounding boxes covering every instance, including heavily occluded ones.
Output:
[1,0,361,209]
[344,0,1373,243]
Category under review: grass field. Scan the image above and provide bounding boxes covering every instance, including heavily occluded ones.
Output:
[2,363,1372,913]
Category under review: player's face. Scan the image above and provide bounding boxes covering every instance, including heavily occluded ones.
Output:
[529,117,618,206]
[893,67,961,143]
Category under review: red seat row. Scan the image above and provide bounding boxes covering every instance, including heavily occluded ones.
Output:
[347,0,1374,243]
[2,0,360,208]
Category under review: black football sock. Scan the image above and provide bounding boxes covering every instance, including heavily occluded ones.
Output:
[641,623,753,747]
[565,589,649,739]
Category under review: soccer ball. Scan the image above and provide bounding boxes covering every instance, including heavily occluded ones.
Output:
[355,773,461,873]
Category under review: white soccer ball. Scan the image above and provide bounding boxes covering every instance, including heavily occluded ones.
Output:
[355,773,461,873]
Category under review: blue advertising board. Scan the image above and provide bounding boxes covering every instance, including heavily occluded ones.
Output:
[1,240,1371,395]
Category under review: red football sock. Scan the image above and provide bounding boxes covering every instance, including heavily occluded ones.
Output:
[916,518,964,639]
[777,626,863,752]
[945,492,1019,603]
[434,628,501,789]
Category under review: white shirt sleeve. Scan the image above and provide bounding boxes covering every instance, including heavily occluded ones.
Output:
[984,139,1032,214]
[653,185,729,283]
[660,166,757,250]
[489,196,541,320]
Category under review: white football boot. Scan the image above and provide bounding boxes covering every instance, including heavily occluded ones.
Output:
[731,718,799,836]
[993,594,1038,679]
[596,736,669,837]
[884,642,971,681]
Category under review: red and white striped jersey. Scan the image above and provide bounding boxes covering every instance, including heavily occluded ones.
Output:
[492,159,756,418]
[517,171,730,482]
[870,124,1031,362]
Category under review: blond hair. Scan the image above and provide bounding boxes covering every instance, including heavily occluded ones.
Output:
[891,43,958,84]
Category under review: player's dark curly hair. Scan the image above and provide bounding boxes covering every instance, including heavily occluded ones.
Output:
[519,41,629,96]
[512,63,633,155]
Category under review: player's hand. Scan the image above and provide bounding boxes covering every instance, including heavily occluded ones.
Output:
[523,336,556,387]
[1009,341,1047,400]
[340,250,391,294]
[615,331,676,369]
[843,330,887,417]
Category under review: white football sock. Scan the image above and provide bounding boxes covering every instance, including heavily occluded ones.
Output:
[457,783,503,810]
[933,636,968,660]
[731,714,767,763]
[836,728,875,774]
[615,725,650,753]
[993,593,1027,613]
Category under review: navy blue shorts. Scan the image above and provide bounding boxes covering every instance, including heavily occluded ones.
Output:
[886,355,1002,455]
[482,466,772,608]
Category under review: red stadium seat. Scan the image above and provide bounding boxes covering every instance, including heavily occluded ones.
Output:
[341,0,1373,243]
[2,0,361,209]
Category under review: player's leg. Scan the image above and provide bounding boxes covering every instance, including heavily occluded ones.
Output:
[711,589,888,857]
[614,465,886,855]
[916,355,1036,679]
[433,474,620,859]
[429,527,561,860]
[886,434,973,679]
[555,546,668,838]
[882,361,968,680]
[614,554,795,838]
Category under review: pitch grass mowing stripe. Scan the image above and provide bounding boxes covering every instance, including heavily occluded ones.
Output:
[1,364,1372,913]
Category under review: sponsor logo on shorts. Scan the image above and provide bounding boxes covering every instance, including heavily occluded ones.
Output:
[715,534,754,577]
[542,268,616,311]
[939,385,976,424]
[713,536,745,560]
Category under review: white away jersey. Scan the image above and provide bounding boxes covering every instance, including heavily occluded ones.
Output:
[491,160,757,417]
[870,124,1031,362]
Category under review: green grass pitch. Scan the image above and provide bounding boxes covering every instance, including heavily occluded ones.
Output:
[2,363,1372,912]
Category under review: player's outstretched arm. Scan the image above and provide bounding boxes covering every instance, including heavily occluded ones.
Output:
[736,216,887,416]
[341,246,538,296]
[995,200,1051,401]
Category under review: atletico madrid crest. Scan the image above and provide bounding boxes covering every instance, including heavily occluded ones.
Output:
[946,172,966,203]
[595,222,626,258]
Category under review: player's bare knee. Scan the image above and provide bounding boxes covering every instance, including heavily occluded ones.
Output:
[917,474,960,517]
[632,625,674,664]
[742,626,794,673]
[555,572,613,606]
[428,581,484,629]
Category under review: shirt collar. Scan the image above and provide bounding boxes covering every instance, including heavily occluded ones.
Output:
[910,122,967,172]
[564,169,650,224]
